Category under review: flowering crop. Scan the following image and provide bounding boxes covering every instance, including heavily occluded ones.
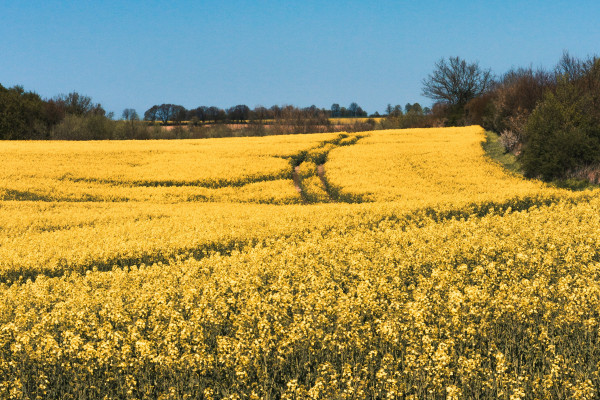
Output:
[325,126,565,206]
[0,133,339,202]
[1,127,599,399]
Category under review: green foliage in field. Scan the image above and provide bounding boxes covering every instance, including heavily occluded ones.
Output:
[521,78,600,181]
[481,130,522,175]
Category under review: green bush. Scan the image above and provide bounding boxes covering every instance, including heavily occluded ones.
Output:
[520,78,600,181]
[51,114,118,140]
[0,84,49,139]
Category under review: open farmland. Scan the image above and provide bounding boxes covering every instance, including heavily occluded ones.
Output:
[1,127,600,399]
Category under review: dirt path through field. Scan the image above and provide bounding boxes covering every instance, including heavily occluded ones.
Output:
[292,166,302,194]
[292,165,312,204]
[316,164,327,190]
[292,163,334,203]
[291,133,367,203]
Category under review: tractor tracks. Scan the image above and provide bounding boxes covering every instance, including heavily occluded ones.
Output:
[290,133,366,203]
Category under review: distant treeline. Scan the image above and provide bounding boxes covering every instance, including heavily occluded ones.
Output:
[0,87,431,140]
[142,102,371,125]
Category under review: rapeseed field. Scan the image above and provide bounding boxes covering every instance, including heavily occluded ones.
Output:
[1,127,599,399]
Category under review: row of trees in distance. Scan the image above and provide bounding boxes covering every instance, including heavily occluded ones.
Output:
[141,102,372,126]
[0,88,424,140]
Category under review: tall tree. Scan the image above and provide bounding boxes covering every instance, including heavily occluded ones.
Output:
[188,106,208,123]
[252,106,269,122]
[331,103,341,117]
[122,108,139,138]
[53,92,105,116]
[0,84,48,139]
[152,104,186,125]
[206,106,226,122]
[422,56,493,108]
[122,108,139,122]
[386,104,393,116]
[144,105,159,122]
[405,103,423,114]
[171,105,187,124]
[227,105,250,123]
[156,104,172,125]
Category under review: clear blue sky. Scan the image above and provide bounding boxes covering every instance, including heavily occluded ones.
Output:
[1,0,599,116]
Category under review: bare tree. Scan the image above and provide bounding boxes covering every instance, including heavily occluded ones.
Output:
[122,108,139,122]
[252,106,269,123]
[226,104,250,123]
[53,92,105,116]
[171,105,187,125]
[152,104,186,125]
[144,105,159,122]
[331,103,341,117]
[555,50,596,81]
[156,104,173,125]
[385,104,394,116]
[422,56,493,107]
[121,108,140,138]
